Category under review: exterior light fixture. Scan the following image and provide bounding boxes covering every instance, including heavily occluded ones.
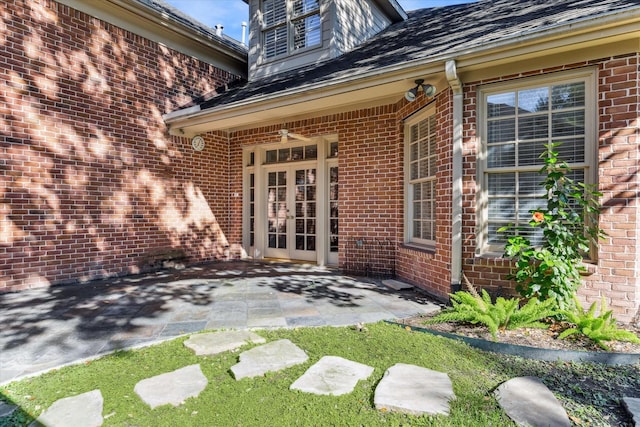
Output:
[405,79,436,102]
[278,129,311,143]
[279,129,289,143]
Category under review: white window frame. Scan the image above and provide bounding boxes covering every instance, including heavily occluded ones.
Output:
[404,106,437,248]
[476,68,597,256]
[261,0,321,61]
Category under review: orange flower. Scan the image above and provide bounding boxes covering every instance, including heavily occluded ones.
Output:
[532,212,544,223]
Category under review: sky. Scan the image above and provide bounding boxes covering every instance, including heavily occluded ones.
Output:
[163,0,474,43]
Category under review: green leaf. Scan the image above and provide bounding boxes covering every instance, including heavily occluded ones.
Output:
[558,328,579,340]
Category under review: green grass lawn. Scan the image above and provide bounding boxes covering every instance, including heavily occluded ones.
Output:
[2,322,638,426]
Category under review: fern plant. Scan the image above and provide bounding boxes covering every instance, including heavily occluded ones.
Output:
[425,277,557,339]
[558,297,640,350]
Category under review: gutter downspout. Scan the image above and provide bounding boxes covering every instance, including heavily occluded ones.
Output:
[446,59,463,293]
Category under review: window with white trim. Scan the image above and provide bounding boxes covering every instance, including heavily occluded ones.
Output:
[405,109,437,246]
[479,70,595,254]
[262,0,321,60]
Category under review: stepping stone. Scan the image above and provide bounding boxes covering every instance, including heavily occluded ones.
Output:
[134,364,207,409]
[0,401,17,418]
[623,397,640,426]
[290,356,374,396]
[382,279,413,290]
[31,390,103,427]
[495,376,570,427]
[183,330,266,355]
[374,363,455,416]
[230,339,308,380]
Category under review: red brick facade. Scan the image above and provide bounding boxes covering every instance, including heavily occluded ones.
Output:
[1,0,238,290]
[454,57,639,323]
[395,89,454,298]
[2,1,638,324]
[224,56,639,323]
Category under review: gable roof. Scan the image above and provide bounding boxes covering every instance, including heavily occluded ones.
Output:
[165,0,640,133]
[135,0,247,55]
[57,0,248,76]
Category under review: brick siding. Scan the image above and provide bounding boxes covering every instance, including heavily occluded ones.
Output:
[396,90,453,299]
[225,54,639,323]
[2,1,638,325]
[1,0,238,290]
[229,107,402,272]
[455,56,640,323]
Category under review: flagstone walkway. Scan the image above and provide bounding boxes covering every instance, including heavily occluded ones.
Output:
[27,330,575,426]
[2,261,639,425]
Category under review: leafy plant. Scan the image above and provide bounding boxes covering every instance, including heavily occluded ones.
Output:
[558,297,640,351]
[425,277,557,339]
[499,142,606,310]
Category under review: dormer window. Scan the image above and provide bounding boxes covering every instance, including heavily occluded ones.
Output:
[262,0,321,60]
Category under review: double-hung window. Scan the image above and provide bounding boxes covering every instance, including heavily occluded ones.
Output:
[478,70,596,254]
[262,0,321,60]
[405,109,437,247]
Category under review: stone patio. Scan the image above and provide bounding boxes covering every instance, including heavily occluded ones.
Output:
[0,260,439,384]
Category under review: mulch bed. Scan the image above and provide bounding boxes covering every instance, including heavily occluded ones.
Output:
[398,313,640,354]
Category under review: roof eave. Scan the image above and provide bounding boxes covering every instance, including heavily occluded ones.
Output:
[57,0,248,76]
[456,5,640,63]
[163,60,448,136]
[372,0,408,22]
[164,6,640,135]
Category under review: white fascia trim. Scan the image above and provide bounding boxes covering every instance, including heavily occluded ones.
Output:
[442,6,640,67]
[373,0,408,22]
[57,0,247,70]
[162,105,201,121]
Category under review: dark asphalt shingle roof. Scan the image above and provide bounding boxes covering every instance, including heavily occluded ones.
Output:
[194,0,640,111]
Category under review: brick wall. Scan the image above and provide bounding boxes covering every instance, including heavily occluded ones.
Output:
[0,0,238,290]
[395,90,454,299]
[456,55,639,323]
[593,54,639,323]
[228,106,402,272]
[227,54,639,324]
[4,1,637,324]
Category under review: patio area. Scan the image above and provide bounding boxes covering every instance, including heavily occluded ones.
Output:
[0,260,441,384]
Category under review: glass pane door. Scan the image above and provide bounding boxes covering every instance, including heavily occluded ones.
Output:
[267,171,288,255]
[265,167,317,261]
[291,168,316,260]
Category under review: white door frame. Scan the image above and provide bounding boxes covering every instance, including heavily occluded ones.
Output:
[242,138,336,266]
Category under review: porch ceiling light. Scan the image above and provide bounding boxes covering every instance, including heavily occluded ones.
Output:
[279,129,289,143]
[278,129,311,143]
[405,79,436,102]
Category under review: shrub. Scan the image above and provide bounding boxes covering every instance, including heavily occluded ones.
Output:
[499,142,606,310]
[558,297,640,351]
[425,278,558,339]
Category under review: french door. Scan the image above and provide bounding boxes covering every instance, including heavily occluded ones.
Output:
[264,165,317,261]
